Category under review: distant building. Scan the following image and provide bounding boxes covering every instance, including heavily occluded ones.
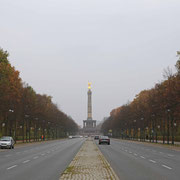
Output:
[83,83,97,135]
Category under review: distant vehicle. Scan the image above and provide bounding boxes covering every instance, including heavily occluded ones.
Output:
[99,136,110,145]
[68,136,73,139]
[94,135,99,140]
[0,136,15,149]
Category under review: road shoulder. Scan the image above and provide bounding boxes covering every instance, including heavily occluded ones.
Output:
[113,138,180,151]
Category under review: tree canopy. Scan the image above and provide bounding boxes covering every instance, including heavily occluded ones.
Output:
[0,48,78,141]
[101,55,180,144]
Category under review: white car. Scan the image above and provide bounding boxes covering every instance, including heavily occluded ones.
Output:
[0,136,15,149]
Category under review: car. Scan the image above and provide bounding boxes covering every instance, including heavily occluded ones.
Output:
[99,136,110,145]
[0,136,15,149]
[94,135,99,140]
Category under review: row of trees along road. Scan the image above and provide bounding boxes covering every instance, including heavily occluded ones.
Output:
[102,51,180,145]
[0,48,78,142]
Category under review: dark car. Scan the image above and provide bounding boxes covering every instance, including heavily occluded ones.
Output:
[0,136,15,149]
[99,136,110,145]
[94,135,99,140]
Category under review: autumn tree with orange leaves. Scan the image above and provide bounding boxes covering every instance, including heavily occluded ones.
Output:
[102,52,180,145]
[0,48,78,141]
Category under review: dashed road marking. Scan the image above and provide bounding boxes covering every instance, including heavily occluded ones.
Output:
[162,165,172,170]
[33,156,39,159]
[5,155,11,157]
[149,160,156,163]
[23,160,30,163]
[7,165,17,170]
[134,153,138,156]
[140,156,145,159]
[41,153,45,156]
[167,154,174,157]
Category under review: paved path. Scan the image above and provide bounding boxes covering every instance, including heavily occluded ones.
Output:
[0,138,84,180]
[96,139,180,180]
[60,138,119,180]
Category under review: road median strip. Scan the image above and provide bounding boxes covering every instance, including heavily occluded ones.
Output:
[60,138,119,180]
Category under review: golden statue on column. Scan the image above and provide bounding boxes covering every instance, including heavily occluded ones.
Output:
[88,82,91,89]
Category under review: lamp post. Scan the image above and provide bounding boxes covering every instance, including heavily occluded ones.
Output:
[151,114,155,143]
[133,120,136,140]
[19,125,23,141]
[9,109,14,137]
[140,118,144,141]
[145,127,149,141]
[138,128,140,141]
[25,115,29,142]
[38,128,41,141]
[34,118,38,141]
[167,109,170,144]
[157,125,160,143]
[48,122,50,140]
[172,122,177,145]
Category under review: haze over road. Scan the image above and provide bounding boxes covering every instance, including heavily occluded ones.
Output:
[0,138,84,180]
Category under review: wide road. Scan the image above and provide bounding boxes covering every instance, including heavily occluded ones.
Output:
[0,138,84,180]
[96,139,180,180]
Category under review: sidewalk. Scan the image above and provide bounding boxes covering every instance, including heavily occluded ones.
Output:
[60,138,119,180]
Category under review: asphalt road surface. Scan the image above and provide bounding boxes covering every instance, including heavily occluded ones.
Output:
[0,138,84,180]
[96,139,180,180]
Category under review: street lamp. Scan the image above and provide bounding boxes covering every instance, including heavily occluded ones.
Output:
[25,115,29,142]
[167,109,170,144]
[140,118,144,141]
[133,120,136,140]
[157,125,160,143]
[8,109,15,137]
[151,114,155,142]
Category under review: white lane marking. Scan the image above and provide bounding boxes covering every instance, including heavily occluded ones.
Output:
[149,159,156,163]
[7,165,17,170]
[23,160,30,163]
[41,153,45,156]
[134,153,138,156]
[140,156,145,159]
[5,155,11,157]
[33,156,39,159]
[162,165,172,170]
[129,151,132,154]
[167,154,174,157]
[125,150,128,152]
[159,152,163,154]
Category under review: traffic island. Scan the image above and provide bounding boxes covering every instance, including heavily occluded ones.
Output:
[60,138,119,180]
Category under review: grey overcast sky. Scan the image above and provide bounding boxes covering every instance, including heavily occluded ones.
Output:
[1,0,180,126]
